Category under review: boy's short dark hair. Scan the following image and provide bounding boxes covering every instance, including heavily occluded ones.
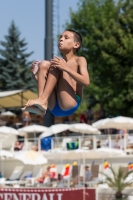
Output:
[65,29,82,52]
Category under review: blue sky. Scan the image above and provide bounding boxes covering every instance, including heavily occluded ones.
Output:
[0,0,79,61]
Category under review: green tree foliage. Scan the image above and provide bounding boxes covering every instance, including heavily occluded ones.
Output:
[66,0,133,116]
[0,21,36,92]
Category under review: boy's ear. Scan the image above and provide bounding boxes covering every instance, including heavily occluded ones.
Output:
[74,42,80,50]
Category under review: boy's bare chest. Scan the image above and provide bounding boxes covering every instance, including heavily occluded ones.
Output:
[66,60,78,72]
[66,60,80,93]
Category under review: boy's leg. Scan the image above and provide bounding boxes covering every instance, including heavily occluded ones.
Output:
[24,66,77,112]
[35,61,57,110]
[56,70,77,110]
[23,60,56,114]
[37,61,49,97]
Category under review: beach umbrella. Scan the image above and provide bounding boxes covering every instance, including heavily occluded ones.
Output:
[0,89,37,108]
[18,124,48,134]
[84,148,125,160]
[43,148,125,162]
[14,150,47,165]
[105,116,133,130]
[43,149,85,161]
[68,123,100,134]
[1,111,16,117]
[0,126,19,135]
[92,116,133,130]
[18,124,48,137]
[39,124,70,139]
[43,149,96,161]
[92,118,112,129]
[0,150,13,158]
[93,148,126,157]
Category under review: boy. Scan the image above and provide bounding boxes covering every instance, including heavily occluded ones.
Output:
[22,29,90,117]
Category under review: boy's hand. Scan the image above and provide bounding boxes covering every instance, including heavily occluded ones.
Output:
[50,56,67,71]
[31,60,40,75]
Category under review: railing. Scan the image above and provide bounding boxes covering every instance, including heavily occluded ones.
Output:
[49,133,133,152]
[0,133,133,153]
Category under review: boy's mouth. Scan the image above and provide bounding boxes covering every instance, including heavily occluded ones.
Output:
[58,42,63,46]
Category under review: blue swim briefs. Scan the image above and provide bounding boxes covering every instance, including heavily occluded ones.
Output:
[50,95,81,117]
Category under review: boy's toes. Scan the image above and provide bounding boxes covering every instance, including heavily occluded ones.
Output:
[21,106,27,111]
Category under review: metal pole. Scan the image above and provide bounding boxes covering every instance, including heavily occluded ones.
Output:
[44,0,54,127]
[45,0,53,60]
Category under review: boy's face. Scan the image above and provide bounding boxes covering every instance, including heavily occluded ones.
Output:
[58,31,79,52]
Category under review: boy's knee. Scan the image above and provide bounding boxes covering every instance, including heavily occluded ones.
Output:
[39,60,50,71]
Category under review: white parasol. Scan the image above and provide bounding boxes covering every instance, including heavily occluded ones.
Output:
[43,148,125,161]
[105,116,133,130]
[0,126,19,135]
[0,150,13,158]
[69,123,100,134]
[92,116,133,130]
[1,111,16,117]
[14,150,47,165]
[92,118,112,129]
[18,124,48,137]
[39,124,70,139]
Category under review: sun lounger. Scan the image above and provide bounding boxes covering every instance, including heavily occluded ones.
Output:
[85,164,100,186]
[20,170,32,179]
[4,166,24,186]
[25,166,43,186]
[8,166,24,181]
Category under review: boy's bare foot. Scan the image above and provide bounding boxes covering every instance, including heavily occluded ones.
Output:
[22,105,46,116]
[25,98,48,112]
[31,61,40,75]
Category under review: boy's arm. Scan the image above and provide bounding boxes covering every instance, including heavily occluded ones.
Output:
[50,56,90,87]
[66,57,90,87]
